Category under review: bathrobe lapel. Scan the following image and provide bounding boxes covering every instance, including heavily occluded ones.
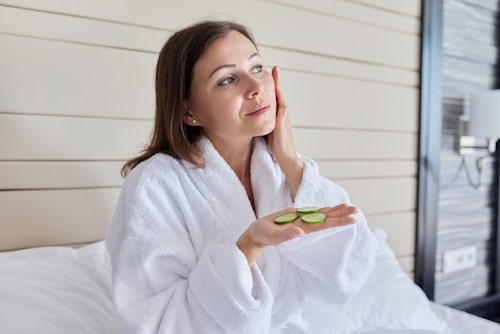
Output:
[185,137,292,241]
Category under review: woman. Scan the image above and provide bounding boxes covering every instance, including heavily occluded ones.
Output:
[106,20,377,334]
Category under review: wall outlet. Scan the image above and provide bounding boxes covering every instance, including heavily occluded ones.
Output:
[443,246,478,274]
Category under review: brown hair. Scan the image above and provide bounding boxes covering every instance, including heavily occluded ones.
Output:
[121,20,257,176]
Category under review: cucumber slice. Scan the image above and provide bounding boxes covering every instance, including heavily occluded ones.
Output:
[300,213,326,224]
[296,206,321,215]
[274,212,299,225]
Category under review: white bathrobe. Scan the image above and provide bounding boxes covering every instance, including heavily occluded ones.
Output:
[106,136,377,334]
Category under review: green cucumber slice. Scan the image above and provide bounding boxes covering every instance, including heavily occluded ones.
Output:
[300,213,326,224]
[296,206,321,215]
[274,212,299,224]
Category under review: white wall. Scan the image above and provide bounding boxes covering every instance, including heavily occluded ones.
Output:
[0,0,421,274]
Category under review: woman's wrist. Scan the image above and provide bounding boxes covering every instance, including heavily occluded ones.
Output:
[280,156,304,199]
[237,229,265,266]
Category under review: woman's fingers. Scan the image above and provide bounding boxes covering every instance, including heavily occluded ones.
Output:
[324,214,356,227]
[324,204,358,226]
[322,204,358,217]
[272,66,281,100]
[271,66,288,123]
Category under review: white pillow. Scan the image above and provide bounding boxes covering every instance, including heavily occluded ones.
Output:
[0,241,121,334]
[302,228,451,333]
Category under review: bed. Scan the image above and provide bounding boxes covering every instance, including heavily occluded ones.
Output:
[1,228,499,333]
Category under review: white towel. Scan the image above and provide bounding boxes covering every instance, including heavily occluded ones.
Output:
[106,137,377,334]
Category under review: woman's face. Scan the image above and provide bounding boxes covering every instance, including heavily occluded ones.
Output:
[185,31,277,147]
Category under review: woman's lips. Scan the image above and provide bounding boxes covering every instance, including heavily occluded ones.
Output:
[247,103,270,116]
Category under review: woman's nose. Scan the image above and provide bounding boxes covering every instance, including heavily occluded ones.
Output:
[245,75,264,99]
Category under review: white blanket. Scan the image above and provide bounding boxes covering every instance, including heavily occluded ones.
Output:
[106,137,377,333]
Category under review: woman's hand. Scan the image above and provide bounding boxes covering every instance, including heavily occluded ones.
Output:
[267,66,304,198]
[237,204,357,265]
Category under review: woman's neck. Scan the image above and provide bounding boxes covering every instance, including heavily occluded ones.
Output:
[209,137,252,176]
[210,137,255,210]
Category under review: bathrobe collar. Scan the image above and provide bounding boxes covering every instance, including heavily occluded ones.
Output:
[184,136,292,239]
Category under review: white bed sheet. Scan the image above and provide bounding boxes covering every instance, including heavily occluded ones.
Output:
[430,302,500,334]
[0,230,499,333]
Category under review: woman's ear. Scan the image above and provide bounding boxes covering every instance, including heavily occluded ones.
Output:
[182,102,200,126]
[183,113,200,126]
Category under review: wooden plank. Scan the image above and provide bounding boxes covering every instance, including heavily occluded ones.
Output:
[336,177,417,215]
[0,114,152,160]
[293,128,418,160]
[318,160,417,180]
[266,0,420,34]
[283,71,419,132]
[0,5,168,52]
[0,161,124,189]
[348,0,421,17]
[0,1,420,69]
[0,188,119,251]
[368,211,416,257]
[0,34,156,119]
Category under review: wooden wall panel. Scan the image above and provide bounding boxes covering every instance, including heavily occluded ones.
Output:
[283,71,419,132]
[266,0,420,34]
[0,189,120,251]
[368,212,417,257]
[0,0,422,277]
[348,0,421,17]
[294,128,417,160]
[261,47,419,87]
[318,160,417,179]
[369,212,417,268]
[399,255,416,274]
[0,34,156,119]
[0,32,418,131]
[1,0,420,68]
[1,6,419,88]
[0,161,124,189]
[0,114,152,160]
[337,178,416,215]
[0,5,168,52]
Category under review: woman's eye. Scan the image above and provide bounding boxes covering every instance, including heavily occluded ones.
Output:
[251,65,263,74]
[218,76,235,86]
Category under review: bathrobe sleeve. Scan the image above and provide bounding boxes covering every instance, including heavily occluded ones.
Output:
[278,156,377,304]
[106,162,274,334]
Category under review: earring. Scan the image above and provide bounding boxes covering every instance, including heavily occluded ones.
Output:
[192,119,197,124]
